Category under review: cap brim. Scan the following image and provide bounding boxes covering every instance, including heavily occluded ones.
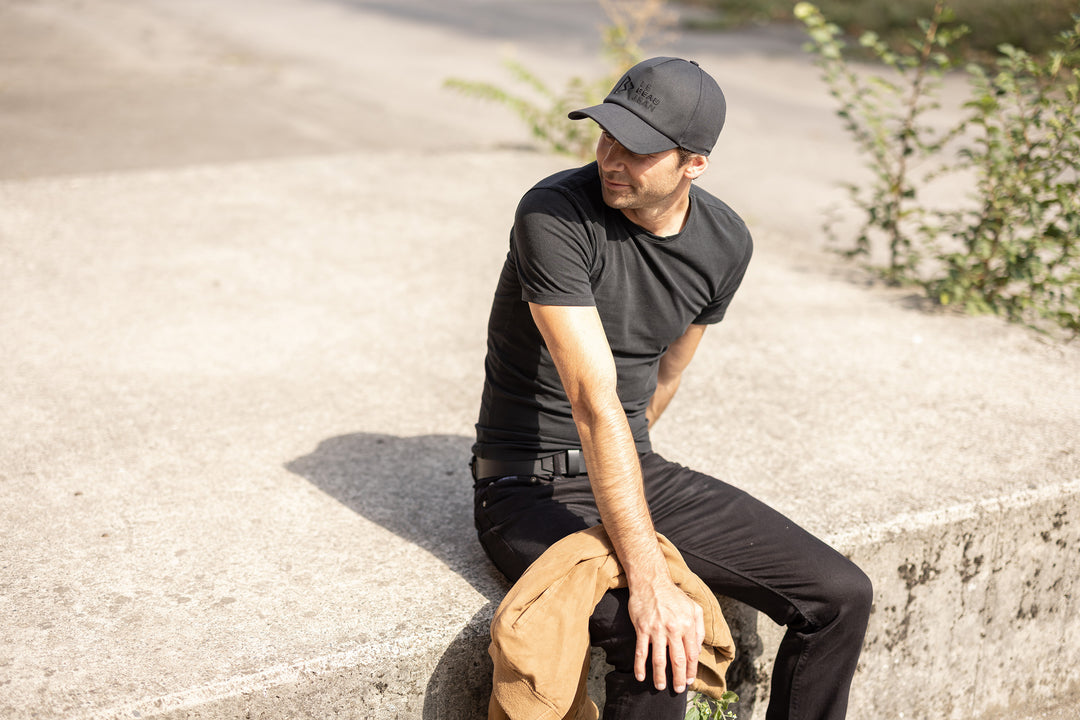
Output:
[568,102,677,155]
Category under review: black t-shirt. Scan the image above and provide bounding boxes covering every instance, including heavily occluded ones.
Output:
[474,162,752,459]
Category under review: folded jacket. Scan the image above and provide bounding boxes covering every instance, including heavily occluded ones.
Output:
[488,525,735,720]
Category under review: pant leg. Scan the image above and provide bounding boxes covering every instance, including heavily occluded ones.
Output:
[638,452,873,720]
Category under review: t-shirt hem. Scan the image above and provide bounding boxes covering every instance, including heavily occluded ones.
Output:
[520,291,596,307]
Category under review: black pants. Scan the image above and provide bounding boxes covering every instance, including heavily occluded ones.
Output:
[474,451,872,720]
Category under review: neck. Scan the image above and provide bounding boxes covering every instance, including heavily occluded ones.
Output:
[622,193,691,237]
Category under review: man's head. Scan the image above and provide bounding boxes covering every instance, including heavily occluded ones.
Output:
[568,57,726,157]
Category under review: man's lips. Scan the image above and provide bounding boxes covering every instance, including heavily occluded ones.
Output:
[601,175,631,190]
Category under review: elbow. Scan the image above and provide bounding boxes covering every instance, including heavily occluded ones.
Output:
[568,388,626,436]
[575,409,629,451]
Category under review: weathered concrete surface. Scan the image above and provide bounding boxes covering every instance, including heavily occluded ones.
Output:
[750,482,1080,719]
[1,1,1078,719]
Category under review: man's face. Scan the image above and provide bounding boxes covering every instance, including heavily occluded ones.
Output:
[595,131,688,212]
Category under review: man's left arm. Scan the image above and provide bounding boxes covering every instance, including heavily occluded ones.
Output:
[646,324,707,428]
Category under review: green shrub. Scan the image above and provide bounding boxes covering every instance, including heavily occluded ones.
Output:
[797,1,1080,337]
[686,0,1077,59]
[796,1,970,283]
[932,38,1080,328]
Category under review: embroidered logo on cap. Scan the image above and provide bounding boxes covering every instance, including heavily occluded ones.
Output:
[616,76,662,112]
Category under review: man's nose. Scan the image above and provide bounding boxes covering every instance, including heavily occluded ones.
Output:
[600,141,625,170]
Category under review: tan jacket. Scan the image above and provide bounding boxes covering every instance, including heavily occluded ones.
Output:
[488,525,735,720]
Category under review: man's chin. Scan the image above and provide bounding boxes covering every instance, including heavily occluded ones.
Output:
[600,187,635,209]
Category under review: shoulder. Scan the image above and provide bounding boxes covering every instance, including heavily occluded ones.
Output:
[689,184,749,233]
[517,163,604,218]
[689,184,753,254]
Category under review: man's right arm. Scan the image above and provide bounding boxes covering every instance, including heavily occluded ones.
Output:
[528,302,705,694]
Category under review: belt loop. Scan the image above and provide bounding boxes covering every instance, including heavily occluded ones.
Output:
[566,449,583,476]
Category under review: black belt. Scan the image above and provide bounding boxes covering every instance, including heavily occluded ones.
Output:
[470,449,587,481]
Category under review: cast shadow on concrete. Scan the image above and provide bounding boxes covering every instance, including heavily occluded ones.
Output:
[285,432,503,597]
[285,432,505,719]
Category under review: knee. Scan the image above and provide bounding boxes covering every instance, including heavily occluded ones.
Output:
[830,558,874,630]
[794,555,873,637]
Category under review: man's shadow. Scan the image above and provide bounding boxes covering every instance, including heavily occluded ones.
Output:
[284,432,506,719]
[285,432,765,719]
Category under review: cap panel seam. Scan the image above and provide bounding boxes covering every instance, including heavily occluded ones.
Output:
[681,73,706,153]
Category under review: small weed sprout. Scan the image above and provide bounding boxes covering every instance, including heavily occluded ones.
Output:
[686,689,739,720]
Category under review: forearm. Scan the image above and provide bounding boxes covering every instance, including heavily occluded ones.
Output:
[646,324,704,429]
[573,403,670,587]
[646,374,681,428]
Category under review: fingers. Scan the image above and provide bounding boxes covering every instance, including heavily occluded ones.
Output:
[629,586,706,692]
[634,631,650,684]
[668,607,703,692]
[685,604,704,687]
[666,639,685,693]
[642,620,703,692]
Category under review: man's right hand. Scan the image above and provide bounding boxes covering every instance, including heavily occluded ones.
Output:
[628,572,705,693]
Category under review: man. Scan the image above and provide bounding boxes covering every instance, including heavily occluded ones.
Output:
[471,57,872,720]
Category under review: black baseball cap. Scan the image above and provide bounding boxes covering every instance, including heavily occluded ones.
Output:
[568,57,726,156]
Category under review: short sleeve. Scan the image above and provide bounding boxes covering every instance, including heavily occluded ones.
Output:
[512,188,597,307]
[692,221,753,325]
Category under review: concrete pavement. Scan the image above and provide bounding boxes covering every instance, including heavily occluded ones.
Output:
[1,1,1078,718]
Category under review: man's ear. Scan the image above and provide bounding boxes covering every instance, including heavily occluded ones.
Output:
[684,154,709,180]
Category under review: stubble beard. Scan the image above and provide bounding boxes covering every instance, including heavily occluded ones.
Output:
[601,186,637,209]
[601,176,679,213]
[599,171,644,210]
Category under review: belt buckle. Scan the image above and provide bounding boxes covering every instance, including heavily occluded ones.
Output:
[544,450,584,477]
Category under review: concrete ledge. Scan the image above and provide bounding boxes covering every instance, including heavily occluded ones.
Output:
[62,479,1079,720]
[745,479,1080,720]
